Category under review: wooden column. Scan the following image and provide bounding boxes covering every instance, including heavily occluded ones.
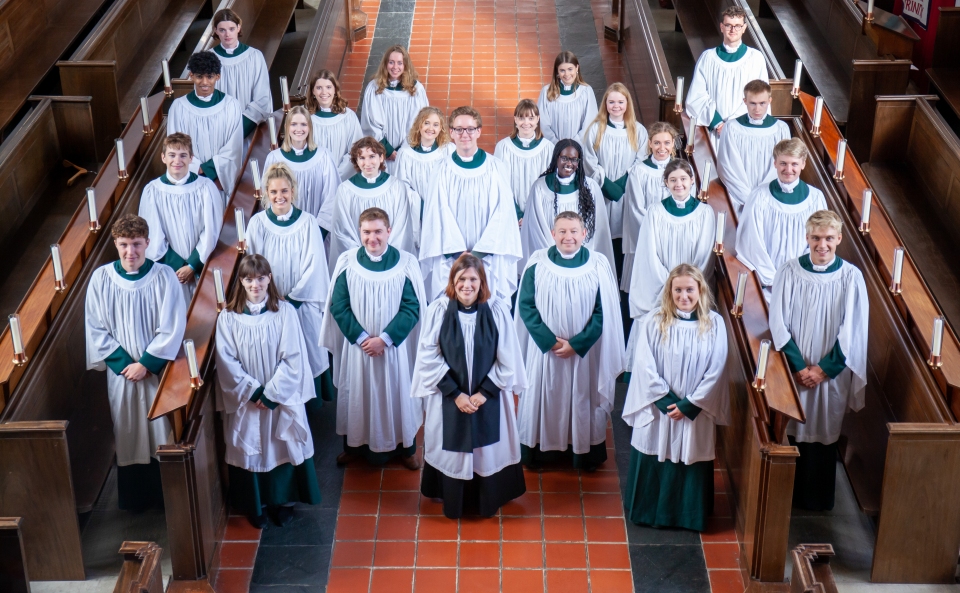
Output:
[0,518,30,593]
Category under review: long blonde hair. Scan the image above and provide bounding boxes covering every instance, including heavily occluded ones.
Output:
[262,162,298,210]
[374,45,419,96]
[655,264,715,340]
[590,82,640,153]
[281,106,318,152]
[407,106,451,147]
[546,51,587,101]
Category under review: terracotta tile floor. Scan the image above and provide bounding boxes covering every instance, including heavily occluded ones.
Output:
[702,468,745,592]
[211,515,262,593]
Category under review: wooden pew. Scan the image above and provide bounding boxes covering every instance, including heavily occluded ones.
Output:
[0,518,30,593]
[760,0,915,154]
[58,0,211,160]
[114,542,164,593]
[617,0,680,128]
[289,0,352,105]
[0,0,113,138]
[924,8,960,133]
[0,94,166,582]
[790,544,837,593]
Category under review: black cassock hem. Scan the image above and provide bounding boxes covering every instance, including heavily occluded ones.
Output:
[420,461,526,520]
[117,459,164,511]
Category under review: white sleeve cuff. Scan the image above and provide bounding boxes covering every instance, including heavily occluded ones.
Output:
[356,331,370,345]
[379,332,393,347]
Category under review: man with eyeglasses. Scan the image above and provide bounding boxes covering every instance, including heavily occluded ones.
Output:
[686,6,768,144]
[420,106,523,301]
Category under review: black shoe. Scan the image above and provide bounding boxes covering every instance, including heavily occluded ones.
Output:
[248,512,268,529]
[276,505,295,527]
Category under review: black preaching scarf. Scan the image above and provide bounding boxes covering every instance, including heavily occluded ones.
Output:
[437,300,501,452]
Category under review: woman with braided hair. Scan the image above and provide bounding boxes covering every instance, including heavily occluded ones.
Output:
[519,139,614,271]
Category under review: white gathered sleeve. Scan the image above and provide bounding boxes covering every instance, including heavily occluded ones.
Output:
[735,185,827,287]
[215,303,315,472]
[246,211,331,377]
[685,48,769,140]
[621,162,670,291]
[581,122,648,238]
[537,84,599,144]
[319,249,427,451]
[493,137,555,214]
[769,259,869,443]
[519,176,615,271]
[312,111,365,181]
[264,148,341,228]
[214,47,274,125]
[715,120,789,211]
[412,297,527,479]
[622,310,728,464]
[360,81,429,173]
[167,94,244,198]
[394,143,454,249]
[515,249,625,454]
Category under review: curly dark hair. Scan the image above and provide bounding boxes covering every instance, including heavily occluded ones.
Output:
[540,139,596,241]
[188,51,222,77]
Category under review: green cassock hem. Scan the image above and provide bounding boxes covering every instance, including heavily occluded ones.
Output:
[343,435,417,465]
[228,458,322,517]
[305,367,337,414]
[520,442,607,469]
[623,448,713,532]
[789,437,838,511]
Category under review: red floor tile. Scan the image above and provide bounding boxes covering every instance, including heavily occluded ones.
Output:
[370,568,414,593]
[459,542,500,568]
[502,542,543,568]
[540,471,581,492]
[382,469,423,491]
[332,541,375,568]
[589,569,634,593]
[326,568,371,593]
[457,568,500,592]
[582,494,622,517]
[414,568,458,591]
[213,568,252,593]
[340,491,381,515]
[580,471,620,493]
[587,544,631,569]
[584,518,627,543]
[375,541,417,567]
[714,470,726,493]
[543,516,584,541]
[701,517,738,543]
[418,515,460,540]
[377,515,419,541]
[709,569,746,593]
[417,541,459,567]
[523,471,541,492]
[501,492,542,516]
[459,517,501,541]
[381,491,422,515]
[223,516,262,541]
[336,515,379,541]
[703,543,741,570]
[545,543,587,569]
[546,569,589,593]
[218,542,258,569]
[542,492,582,516]
[502,569,545,592]
[502,516,542,541]
[419,495,447,515]
[714,492,732,517]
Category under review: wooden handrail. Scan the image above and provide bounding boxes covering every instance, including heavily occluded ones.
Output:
[797,91,960,415]
[0,93,165,411]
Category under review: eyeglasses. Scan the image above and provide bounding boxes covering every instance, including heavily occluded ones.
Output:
[451,127,481,136]
[558,156,580,164]
[721,23,745,31]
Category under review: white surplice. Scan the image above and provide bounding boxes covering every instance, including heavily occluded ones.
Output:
[493,136,555,215]
[264,147,341,230]
[715,115,790,211]
[167,92,244,199]
[621,157,671,291]
[686,45,768,145]
[394,142,456,240]
[212,45,273,126]
[312,110,365,181]
[537,84,599,144]
[359,81,429,174]
[581,121,649,238]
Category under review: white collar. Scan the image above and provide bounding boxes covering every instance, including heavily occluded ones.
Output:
[274,208,293,221]
[247,300,266,315]
[389,79,399,87]
[195,92,213,102]
[557,247,581,260]
[319,107,332,112]
[557,172,576,186]
[458,151,476,162]
[609,119,625,129]
[675,308,693,319]
[518,135,534,147]
[748,115,766,125]
[420,143,434,152]
[723,41,742,53]
[292,146,306,156]
[651,155,670,168]
[778,178,800,193]
[167,172,190,185]
[365,248,385,262]
[673,195,691,208]
[361,172,379,183]
[811,257,837,272]
[562,83,573,91]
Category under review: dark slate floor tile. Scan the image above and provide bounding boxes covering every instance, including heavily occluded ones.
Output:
[629,544,711,593]
[260,508,338,546]
[252,544,332,586]
[378,0,416,13]
[626,521,704,545]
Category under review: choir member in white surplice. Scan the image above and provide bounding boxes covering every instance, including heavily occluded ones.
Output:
[621,122,678,292]
[582,83,648,254]
[414,254,528,519]
[622,264,729,532]
[519,139,615,270]
[215,254,320,529]
[736,138,827,294]
[85,214,186,511]
[716,79,790,212]
[538,51,599,144]
[167,52,244,200]
[139,133,223,306]
[320,208,427,469]
[516,212,625,471]
[328,137,418,268]
[246,163,333,405]
[769,210,868,511]
[394,106,455,224]
[494,99,555,222]
[209,9,273,138]
[264,106,340,235]
[420,106,522,301]
[307,70,364,181]
[360,45,429,174]
[686,6,768,144]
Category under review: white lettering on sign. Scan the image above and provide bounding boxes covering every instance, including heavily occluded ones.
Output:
[902,0,929,27]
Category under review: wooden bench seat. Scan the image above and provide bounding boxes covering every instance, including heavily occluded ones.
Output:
[618,0,679,128]
[58,0,210,160]
[924,8,960,134]
[290,0,351,104]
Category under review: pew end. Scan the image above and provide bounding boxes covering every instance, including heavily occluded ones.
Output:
[114,541,164,593]
[0,517,30,593]
[790,544,837,593]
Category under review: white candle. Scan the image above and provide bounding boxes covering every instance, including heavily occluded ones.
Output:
[756,339,771,381]
[867,0,875,15]
[213,268,225,305]
[813,97,824,130]
[86,187,98,226]
[162,59,171,88]
[140,97,150,129]
[235,208,246,244]
[892,247,904,286]
[50,244,64,282]
[280,76,291,106]
[251,159,261,191]
[861,189,873,224]
[267,116,277,146]
[932,316,944,357]
[715,211,725,245]
[183,339,199,379]
[9,314,24,355]
[688,115,697,143]
[675,76,684,108]
[734,272,748,308]
[115,138,126,170]
[793,60,803,94]
[701,161,711,194]
[836,139,847,175]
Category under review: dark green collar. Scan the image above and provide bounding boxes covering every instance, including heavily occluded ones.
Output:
[113,258,155,280]
[385,81,407,92]
[643,156,669,170]
[314,109,338,118]
[511,136,542,150]
[559,83,579,96]
[545,173,579,194]
[413,141,439,154]
[769,179,809,205]
[265,206,302,227]
[661,196,700,217]
[187,90,225,108]
[547,245,588,268]
[736,113,778,128]
[212,43,249,57]
[357,245,400,271]
[161,172,198,186]
[675,309,699,321]
[349,171,390,189]
[606,120,626,130]
[799,254,843,274]
[281,147,317,162]
[716,43,748,62]
[452,149,486,169]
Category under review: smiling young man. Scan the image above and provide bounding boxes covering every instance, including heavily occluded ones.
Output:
[516,211,625,471]
[138,133,224,306]
[769,210,868,511]
[686,6,768,142]
[419,106,523,301]
[716,80,791,211]
[735,138,827,295]
[321,208,427,470]
[209,9,272,138]
[167,52,244,199]
[84,214,187,511]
